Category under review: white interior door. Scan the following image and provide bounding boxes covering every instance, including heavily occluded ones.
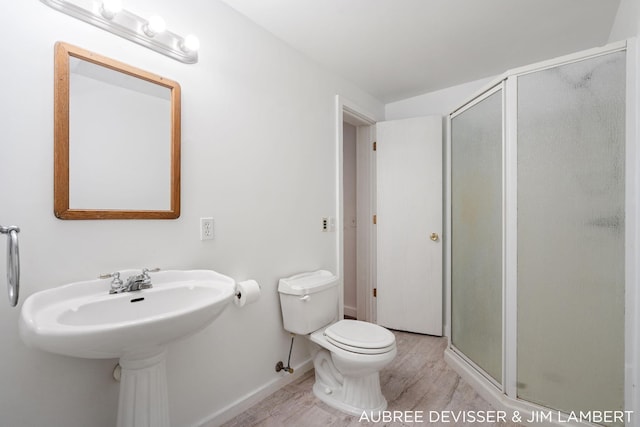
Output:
[376,116,442,335]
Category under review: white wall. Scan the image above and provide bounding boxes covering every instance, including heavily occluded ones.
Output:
[608,0,638,42]
[342,122,357,317]
[0,1,383,426]
[385,76,495,120]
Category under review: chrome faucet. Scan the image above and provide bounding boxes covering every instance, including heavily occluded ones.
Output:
[100,268,160,294]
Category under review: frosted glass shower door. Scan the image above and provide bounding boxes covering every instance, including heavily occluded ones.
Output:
[517,51,625,416]
[451,86,503,385]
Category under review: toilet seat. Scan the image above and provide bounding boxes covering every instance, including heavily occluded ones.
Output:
[324,320,395,355]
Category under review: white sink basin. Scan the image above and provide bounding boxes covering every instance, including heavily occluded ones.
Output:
[19,269,235,359]
[19,269,237,427]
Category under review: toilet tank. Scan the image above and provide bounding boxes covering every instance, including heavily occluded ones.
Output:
[278,270,338,335]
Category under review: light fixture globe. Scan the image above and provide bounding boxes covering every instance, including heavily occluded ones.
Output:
[100,0,123,19]
[181,34,200,53]
[143,15,166,37]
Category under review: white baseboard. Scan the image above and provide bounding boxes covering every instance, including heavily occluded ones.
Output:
[344,305,357,318]
[193,358,313,427]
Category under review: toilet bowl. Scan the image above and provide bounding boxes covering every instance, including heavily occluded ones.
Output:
[278,271,397,415]
[309,320,396,415]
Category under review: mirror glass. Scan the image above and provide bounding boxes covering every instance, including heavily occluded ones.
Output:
[54,42,181,219]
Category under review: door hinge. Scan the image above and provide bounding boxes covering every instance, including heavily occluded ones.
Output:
[373,214,377,225]
[373,141,377,151]
[373,288,377,298]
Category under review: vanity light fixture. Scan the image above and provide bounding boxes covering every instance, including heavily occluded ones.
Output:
[40,0,199,64]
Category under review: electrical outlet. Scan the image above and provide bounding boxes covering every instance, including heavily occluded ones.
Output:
[200,217,214,240]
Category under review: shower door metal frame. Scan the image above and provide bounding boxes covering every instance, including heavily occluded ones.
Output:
[445,38,638,422]
[447,80,507,392]
[627,36,639,425]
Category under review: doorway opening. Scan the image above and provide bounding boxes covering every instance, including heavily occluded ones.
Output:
[336,96,376,323]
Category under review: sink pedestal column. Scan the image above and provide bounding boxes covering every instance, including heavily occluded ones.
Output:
[117,349,170,427]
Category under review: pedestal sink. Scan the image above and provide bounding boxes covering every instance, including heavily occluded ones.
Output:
[19,269,236,427]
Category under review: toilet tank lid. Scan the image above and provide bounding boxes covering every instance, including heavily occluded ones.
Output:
[278,270,337,295]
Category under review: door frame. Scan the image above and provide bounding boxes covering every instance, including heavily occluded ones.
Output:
[335,95,377,322]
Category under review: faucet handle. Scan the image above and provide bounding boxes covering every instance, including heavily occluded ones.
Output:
[99,272,124,293]
[99,271,121,280]
[142,267,160,277]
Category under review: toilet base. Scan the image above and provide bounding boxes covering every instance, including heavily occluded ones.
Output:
[312,370,388,416]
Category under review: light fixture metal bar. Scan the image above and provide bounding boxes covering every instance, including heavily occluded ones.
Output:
[40,0,198,64]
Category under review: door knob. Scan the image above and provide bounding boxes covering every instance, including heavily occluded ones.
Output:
[430,232,439,241]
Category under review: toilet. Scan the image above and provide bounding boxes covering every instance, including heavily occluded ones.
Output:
[278,270,397,416]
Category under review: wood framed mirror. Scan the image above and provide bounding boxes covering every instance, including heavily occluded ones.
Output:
[54,42,181,219]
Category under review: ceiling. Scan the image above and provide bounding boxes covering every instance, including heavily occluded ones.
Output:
[219,0,621,103]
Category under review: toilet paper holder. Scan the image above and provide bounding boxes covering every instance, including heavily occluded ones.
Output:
[234,279,261,307]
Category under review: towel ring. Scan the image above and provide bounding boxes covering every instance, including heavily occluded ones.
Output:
[0,226,20,307]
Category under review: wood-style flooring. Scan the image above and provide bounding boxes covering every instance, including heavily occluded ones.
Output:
[221,330,522,426]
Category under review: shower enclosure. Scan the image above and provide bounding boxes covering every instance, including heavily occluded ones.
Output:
[446,40,634,426]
